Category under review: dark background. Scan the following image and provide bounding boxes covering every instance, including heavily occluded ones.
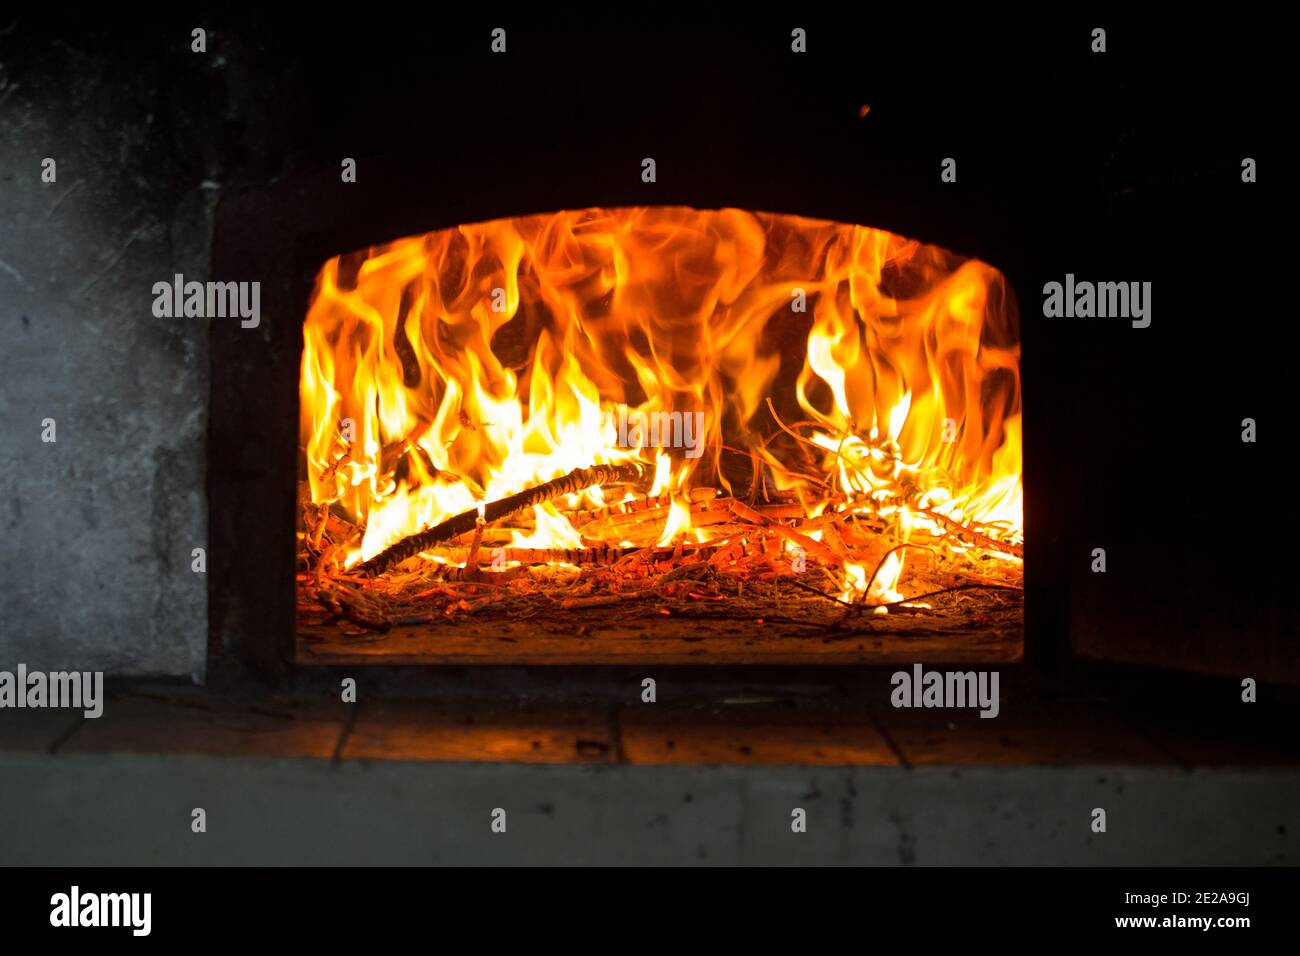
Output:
[5,8,1293,680]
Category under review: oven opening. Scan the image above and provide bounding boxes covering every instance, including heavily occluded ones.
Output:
[294,206,1023,665]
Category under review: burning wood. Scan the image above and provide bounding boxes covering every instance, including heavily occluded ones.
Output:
[298,468,1023,633]
[296,208,1024,637]
[356,461,652,575]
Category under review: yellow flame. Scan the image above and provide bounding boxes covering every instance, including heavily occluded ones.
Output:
[300,207,1022,570]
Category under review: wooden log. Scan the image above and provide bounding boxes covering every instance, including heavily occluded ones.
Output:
[357,461,653,575]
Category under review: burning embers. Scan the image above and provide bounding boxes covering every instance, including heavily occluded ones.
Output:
[297,207,1023,637]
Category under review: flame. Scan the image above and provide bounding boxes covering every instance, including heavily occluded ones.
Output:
[300,207,1021,582]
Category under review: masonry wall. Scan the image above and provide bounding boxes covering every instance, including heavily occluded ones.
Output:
[0,24,223,677]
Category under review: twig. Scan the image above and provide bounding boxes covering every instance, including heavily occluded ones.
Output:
[858,583,1024,614]
[860,542,936,603]
[463,513,486,580]
[559,593,653,610]
[786,579,858,607]
[918,508,1024,558]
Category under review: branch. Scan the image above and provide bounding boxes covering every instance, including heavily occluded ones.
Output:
[357,461,652,575]
[917,508,1024,559]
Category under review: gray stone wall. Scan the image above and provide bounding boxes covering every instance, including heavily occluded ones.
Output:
[0,27,221,677]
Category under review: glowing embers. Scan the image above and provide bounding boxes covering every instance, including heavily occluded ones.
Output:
[296,207,1023,635]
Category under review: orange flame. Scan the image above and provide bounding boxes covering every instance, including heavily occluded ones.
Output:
[300,207,1021,578]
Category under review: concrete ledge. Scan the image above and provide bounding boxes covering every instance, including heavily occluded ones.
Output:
[0,753,1294,865]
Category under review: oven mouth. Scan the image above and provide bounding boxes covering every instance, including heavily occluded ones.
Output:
[293,206,1023,665]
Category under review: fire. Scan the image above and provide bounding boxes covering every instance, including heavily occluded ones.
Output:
[300,207,1021,594]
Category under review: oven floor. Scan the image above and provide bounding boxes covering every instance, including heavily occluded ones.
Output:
[298,593,1024,665]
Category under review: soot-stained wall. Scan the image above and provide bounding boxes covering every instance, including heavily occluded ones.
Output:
[0,21,225,676]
